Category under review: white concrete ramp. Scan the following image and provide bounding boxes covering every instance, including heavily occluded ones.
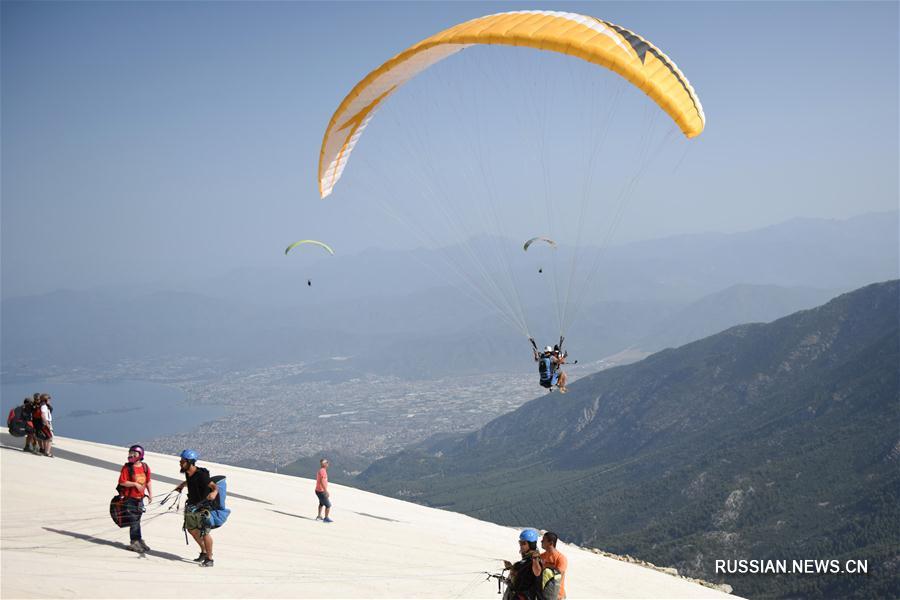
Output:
[1,435,735,599]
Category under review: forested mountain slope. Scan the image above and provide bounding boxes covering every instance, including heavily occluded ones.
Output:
[358,281,900,599]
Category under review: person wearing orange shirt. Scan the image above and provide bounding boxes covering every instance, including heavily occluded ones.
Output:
[118,445,152,553]
[315,458,333,523]
[540,531,568,599]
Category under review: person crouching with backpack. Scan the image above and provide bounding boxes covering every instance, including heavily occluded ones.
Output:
[118,445,152,552]
[174,449,218,567]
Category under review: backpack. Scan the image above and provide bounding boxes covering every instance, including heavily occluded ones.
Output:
[204,475,231,529]
[539,566,562,600]
[538,356,554,387]
[109,495,129,527]
[505,557,560,600]
[7,407,31,437]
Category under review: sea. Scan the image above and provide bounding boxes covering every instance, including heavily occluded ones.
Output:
[1,380,226,446]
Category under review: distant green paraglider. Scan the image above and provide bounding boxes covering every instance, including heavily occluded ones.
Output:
[285,240,334,288]
[284,240,335,256]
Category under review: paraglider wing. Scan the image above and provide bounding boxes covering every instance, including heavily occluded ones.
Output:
[318,10,705,198]
[523,237,557,252]
[284,240,336,256]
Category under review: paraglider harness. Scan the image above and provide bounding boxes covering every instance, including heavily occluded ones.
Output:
[531,337,569,389]
[7,405,33,437]
[486,558,562,600]
[182,472,230,541]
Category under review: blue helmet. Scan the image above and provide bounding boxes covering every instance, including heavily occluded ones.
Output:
[180,449,199,462]
[519,528,539,543]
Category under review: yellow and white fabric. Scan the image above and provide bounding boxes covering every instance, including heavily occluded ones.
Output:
[319,10,705,198]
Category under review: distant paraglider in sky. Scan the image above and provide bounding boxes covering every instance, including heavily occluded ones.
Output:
[284,240,335,256]
[285,240,334,289]
[523,237,557,252]
[524,237,556,274]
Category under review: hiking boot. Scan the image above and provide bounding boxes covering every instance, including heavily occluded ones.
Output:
[200,558,215,567]
[193,552,207,562]
[127,540,145,553]
[138,540,151,552]
[323,517,334,523]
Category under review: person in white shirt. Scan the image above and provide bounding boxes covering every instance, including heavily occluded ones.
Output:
[39,394,54,457]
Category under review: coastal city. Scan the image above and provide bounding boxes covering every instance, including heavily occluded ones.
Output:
[9,356,573,469]
[151,362,543,469]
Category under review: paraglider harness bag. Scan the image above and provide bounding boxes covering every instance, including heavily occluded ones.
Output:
[532,337,563,389]
[538,355,555,388]
[109,461,150,528]
[494,561,561,600]
[7,406,34,437]
[183,473,230,538]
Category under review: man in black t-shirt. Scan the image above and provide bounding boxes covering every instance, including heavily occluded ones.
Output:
[174,449,218,567]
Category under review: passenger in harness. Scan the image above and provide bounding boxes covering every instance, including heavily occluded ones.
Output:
[531,339,568,394]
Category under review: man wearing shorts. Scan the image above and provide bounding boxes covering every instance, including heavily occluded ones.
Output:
[315,458,333,523]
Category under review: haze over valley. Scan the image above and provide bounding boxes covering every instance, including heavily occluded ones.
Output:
[3,212,895,475]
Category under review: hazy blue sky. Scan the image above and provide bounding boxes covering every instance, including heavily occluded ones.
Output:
[2,1,898,297]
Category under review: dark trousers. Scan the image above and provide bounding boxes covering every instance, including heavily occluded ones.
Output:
[124,498,143,541]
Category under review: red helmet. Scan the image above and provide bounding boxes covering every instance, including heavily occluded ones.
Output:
[128,445,145,463]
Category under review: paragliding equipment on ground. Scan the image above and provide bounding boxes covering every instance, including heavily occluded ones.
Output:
[319,11,705,348]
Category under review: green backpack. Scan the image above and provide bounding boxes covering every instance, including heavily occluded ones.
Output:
[540,566,562,600]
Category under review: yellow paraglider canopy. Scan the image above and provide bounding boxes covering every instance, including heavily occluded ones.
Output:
[284,240,335,256]
[319,10,705,198]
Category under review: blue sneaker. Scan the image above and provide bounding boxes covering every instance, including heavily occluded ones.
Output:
[323,517,334,523]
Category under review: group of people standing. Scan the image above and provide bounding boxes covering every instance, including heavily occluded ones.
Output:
[6,393,54,456]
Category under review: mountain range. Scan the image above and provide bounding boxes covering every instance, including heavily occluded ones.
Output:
[2,212,894,378]
[355,280,900,599]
